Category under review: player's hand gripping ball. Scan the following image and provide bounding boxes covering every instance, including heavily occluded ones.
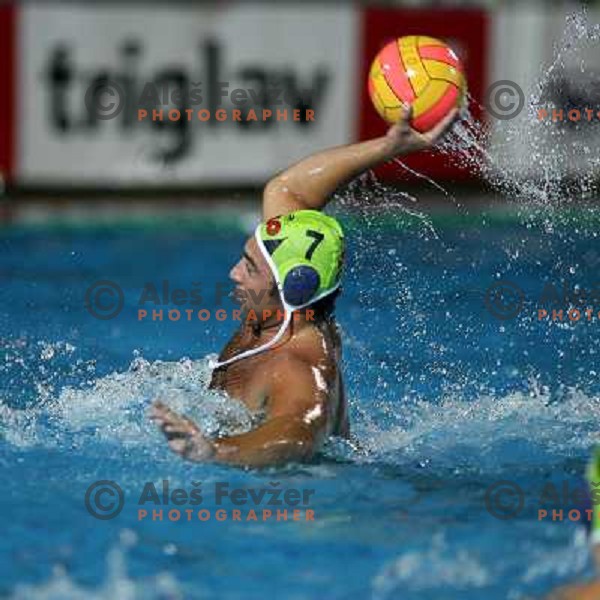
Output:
[368,35,466,133]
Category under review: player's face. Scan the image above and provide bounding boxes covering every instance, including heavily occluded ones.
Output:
[229,237,280,316]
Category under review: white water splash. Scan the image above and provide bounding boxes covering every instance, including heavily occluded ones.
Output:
[437,8,600,207]
[3,339,600,477]
[372,533,490,598]
[348,384,600,472]
[0,342,258,450]
[521,527,590,584]
[10,530,187,600]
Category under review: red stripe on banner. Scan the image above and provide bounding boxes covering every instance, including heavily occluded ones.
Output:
[0,3,15,185]
[359,7,489,182]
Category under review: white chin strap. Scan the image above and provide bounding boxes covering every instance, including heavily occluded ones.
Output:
[208,307,293,370]
[208,226,339,370]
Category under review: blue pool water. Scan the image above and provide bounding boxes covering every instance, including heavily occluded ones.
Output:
[1,207,600,599]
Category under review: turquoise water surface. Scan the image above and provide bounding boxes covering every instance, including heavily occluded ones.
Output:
[1,208,599,599]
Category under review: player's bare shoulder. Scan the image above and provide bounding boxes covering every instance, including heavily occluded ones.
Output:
[280,321,340,379]
[265,325,343,425]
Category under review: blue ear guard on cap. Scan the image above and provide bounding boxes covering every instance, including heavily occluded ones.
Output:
[283,266,321,306]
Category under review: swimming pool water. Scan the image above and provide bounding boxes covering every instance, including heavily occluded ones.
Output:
[1,208,599,599]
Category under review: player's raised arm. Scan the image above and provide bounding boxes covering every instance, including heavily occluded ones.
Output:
[262,106,458,221]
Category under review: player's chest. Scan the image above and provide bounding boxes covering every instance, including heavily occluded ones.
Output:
[209,355,270,412]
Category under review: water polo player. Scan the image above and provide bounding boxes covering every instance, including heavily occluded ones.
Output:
[151,106,458,467]
[544,450,600,599]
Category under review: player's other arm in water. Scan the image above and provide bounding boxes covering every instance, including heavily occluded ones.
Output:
[262,105,458,221]
[150,357,327,468]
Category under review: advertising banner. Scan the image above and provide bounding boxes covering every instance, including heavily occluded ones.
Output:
[9,4,494,187]
[17,4,358,185]
[0,4,15,185]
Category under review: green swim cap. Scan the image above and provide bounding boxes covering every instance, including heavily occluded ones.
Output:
[255,209,344,308]
[210,209,344,369]
[587,447,600,540]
